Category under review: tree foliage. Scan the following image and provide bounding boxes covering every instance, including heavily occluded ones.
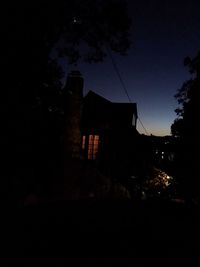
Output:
[3,0,131,114]
[171,52,200,197]
[2,1,132,198]
[171,52,200,137]
[4,1,131,70]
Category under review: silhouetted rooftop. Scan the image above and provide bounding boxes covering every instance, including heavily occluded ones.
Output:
[84,90,138,118]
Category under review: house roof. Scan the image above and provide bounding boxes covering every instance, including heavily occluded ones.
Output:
[84,90,111,104]
[84,90,137,118]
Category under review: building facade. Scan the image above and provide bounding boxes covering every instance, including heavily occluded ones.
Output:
[81,90,139,178]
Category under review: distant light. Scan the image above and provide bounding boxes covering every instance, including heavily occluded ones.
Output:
[72,17,82,25]
[131,175,137,179]
[148,168,173,188]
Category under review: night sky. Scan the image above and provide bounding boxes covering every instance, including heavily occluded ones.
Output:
[61,0,200,136]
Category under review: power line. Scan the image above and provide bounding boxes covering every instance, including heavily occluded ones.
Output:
[106,47,132,103]
[138,117,149,136]
[106,47,149,136]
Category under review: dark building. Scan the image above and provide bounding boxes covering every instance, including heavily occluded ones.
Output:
[63,70,140,181]
[81,90,139,179]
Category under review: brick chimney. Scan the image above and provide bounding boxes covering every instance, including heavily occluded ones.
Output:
[64,70,83,159]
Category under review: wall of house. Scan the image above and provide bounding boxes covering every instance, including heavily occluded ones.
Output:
[81,91,140,179]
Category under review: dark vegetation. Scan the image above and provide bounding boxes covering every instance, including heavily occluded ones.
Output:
[2,1,200,265]
[2,0,131,202]
[4,199,200,266]
[171,52,200,200]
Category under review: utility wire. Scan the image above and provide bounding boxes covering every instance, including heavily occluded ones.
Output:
[106,47,132,103]
[138,117,149,136]
[106,46,149,135]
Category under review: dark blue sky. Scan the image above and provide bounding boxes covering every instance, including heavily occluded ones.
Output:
[61,0,200,136]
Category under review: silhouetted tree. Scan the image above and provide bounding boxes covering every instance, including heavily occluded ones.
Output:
[171,52,200,198]
[2,1,132,200]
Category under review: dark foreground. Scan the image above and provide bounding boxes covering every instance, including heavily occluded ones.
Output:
[3,199,200,266]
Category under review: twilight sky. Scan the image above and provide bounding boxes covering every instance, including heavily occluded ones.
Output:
[61,0,200,136]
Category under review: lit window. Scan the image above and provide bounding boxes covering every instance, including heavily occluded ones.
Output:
[132,114,136,126]
[88,135,99,160]
[82,135,86,150]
